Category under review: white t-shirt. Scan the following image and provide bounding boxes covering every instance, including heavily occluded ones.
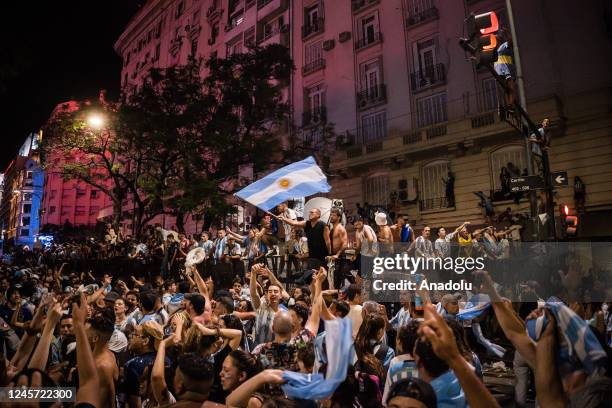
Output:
[357,225,378,257]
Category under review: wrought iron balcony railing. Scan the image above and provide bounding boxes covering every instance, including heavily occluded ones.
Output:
[410,63,446,92]
[357,84,387,110]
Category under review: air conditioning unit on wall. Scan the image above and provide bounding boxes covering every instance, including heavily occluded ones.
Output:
[323,39,335,51]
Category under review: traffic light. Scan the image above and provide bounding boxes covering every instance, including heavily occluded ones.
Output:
[560,204,578,238]
[460,12,499,67]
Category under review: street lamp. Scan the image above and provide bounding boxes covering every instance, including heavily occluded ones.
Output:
[87,114,105,129]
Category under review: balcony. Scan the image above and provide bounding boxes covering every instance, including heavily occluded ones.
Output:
[225,11,245,32]
[302,58,325,75]
[169,37,182,57]
[257,0,287,18]
[357,84,387,110]
[351,0,380,14]
[410,63,446,92]
[206,5,222,22]
[355,31,382,50]
[302,106,327,126]
[257,24,289,47]
[302,17,324,39]
[420,196,452,211]
[406,7,439,27]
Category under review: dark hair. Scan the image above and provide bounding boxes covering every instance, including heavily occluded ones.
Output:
[387,378,437,408]
[177,353,214,391]
[297,342,315,370]
[60,314,73,322]
[6,286,20,299]
[332,300,350,317]
[140,291,158,312]
[178,281,191,294]
[239,299,254,312]
[89,308,115,338]
[228,349,263,379]
[221,314,243,331]
[126,290,140,300]
[216,296,235,314]
[163,279,175,290]
[346,284,361,302]
[397,320,420,356]
[447,320,473,361]
[414,337,449,378]
[330,207,342,217]
[354,313,385,377]
[290,304,309,328]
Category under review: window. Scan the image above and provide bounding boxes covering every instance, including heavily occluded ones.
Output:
[228,5,245,30]
[76,206,86,216]
[22,217,30,226]
[49,206,56,214]
[416,92,447,127]
[360,59,382,97]
[307,84,325,113]
[416,38,436,74]
[490,145,526,191]
[244,27,255,47]
[305,40,323,65]
[357,14,381,48]
[23,193,32,201]
[153,43,161,61]
[303,3,322,38]
[155,21,162,38]
[191,39,198,55]
[304,84,326,124]
[421,160,448,203]
[408,0,435,15]
[21,229,29,237]
[61,206,70,216]
[306,4,320,27]
[211,23,219,44]
[90,206,100,216]
[77,189,86,197]
[23,204,32,214]
[126,51,131,64]
[361,111,387,143]
[175,1,185,19]
[91,190,98,198]
[175,26,182,39]
[363,174,389,206]
[481,78,500,112]
[227,39,243,56]
[50,190,57,199]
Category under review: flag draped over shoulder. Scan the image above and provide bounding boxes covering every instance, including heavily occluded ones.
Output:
[457,293,492,321]
[281,317,352,400]
[234,156,331,211]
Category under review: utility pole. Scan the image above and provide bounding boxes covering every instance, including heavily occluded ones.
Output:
[505,0,539,241]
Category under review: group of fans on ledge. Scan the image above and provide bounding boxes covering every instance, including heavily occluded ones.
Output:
[0,200,610,408]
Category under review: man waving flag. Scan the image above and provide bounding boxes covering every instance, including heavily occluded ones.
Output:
[235,156,331,211]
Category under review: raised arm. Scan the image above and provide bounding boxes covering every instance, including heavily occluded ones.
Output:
[478,271,536,367]
[226,370,285,408]
[73,292,99,407]
[28,302,62,371]
[250,264,262,310]
[535,311,567,408]
[420,303,501,408]
[262,266,290,300]
[196,323,243,350]
[151,334,179,406]
[278,215,305,228]
[305,268,326,335]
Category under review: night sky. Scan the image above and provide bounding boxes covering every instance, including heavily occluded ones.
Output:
[0,1,144,171]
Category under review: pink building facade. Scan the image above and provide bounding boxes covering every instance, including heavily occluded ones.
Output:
[113,0,612,238]
[40,101,114,229]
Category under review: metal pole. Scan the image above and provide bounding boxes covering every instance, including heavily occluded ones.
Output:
[505,0,539,241]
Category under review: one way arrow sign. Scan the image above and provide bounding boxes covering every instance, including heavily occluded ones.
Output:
[551,171,568,187]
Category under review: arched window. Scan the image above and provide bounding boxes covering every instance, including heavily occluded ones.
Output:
[490,145,526,191]
[363,173,389,207]
[420,159,450,210]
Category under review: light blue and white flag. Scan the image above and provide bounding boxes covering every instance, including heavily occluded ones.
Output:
[527,297,607,376]
[457,293,492,321]
[235,156,331,211]
[282,317,352,400]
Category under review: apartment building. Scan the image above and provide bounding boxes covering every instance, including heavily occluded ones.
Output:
[0,134,45,248]
[114,0,612,238]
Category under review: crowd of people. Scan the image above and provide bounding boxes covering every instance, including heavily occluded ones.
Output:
[0,200,611,408]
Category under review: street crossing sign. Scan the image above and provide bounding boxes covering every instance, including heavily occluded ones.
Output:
[510,175,544,192]
[551,171,569,187]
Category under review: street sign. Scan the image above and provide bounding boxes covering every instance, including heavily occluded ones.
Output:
[510,175,544,192]
[551,171,568,187]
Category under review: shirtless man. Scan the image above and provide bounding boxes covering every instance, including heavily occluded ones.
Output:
[85,309,119,408]
[326,207,348,289]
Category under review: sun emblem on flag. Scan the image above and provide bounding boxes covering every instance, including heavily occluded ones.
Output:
[278,178,291,189]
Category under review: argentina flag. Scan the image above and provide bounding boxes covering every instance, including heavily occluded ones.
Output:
[235,156,331,211]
